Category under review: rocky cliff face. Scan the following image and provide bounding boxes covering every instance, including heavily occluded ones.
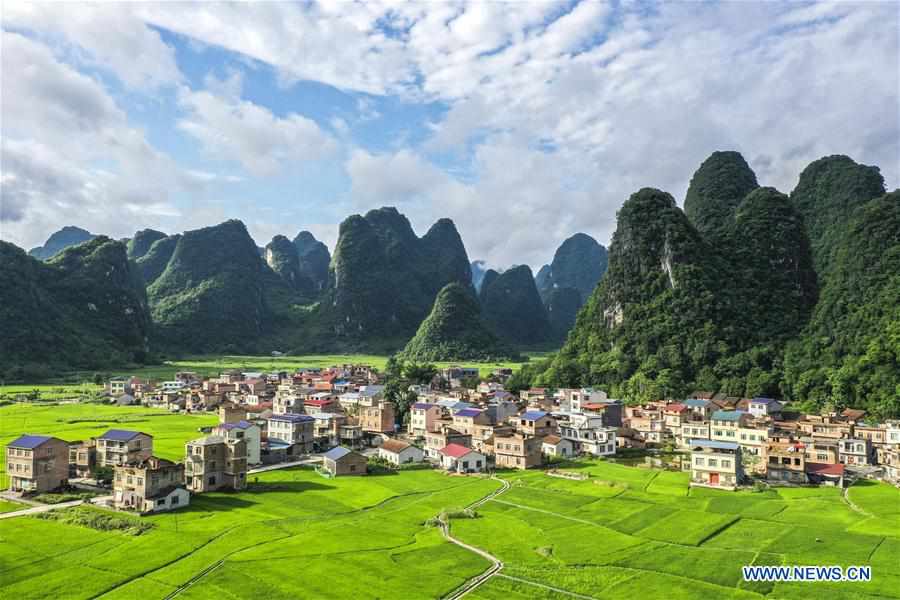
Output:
[293,230,331,292]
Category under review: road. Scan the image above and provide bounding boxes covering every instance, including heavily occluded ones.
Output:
[0,495,113,520]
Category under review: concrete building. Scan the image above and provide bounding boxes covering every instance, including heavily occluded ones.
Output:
[96,430,153,467]
[689,439,743,491]
[267,413,315,454]
[322,446,367,476]
[439,444,486,473]
[408,402,443,438]
[6,435,69,493]
[378,439,425,465]
[113,456,188,513]
[493,433,542,470]
[213,420,262,465]
[184,436,248,492]
[558,413,616,456]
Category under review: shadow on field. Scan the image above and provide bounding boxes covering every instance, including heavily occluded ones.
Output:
[245,480,337,494]
[185,495,259,512]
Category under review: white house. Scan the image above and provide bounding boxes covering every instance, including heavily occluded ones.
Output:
[747,397,783,419]
[541,435,575,458]
[558,413,617,456]
[212,420,262,465]
[439,444,486,473]
[378,439,425,465]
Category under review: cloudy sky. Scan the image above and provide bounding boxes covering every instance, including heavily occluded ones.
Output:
[2,1,898,269]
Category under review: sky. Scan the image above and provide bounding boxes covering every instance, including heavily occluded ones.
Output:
[2,1,898,270]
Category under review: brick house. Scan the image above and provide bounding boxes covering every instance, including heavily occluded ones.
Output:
[765,441,807,483]
[689,439,743,490]
[6,435,69,493]
[322,446,367,476]
[213,420,262,465]
[68,439,96,478]
[493,433,542,470]
[408,403,443,438]
[359,400,397,434]
[96,430,153,467]
[516,411,557,436]
[267,413,315,454]
[424,428,472,459]
[113,456,189,513]
[184,436,248,492]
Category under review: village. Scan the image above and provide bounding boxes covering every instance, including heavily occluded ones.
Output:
[5,364,900,516]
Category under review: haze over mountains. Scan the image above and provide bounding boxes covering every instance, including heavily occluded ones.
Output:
[3,150,898,416]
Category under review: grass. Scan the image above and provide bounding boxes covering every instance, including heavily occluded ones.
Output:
[0,467,498,600]
[0,403,218,488]
[450,462,900,600]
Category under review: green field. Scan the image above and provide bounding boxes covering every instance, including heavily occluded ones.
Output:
[1,402,898,599]
[0,404,218,488]
[1,353,552,399]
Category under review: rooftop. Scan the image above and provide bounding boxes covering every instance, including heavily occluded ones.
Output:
[380,439,412,453]
[521,410,548,421]
[454,408,482,418]
[269,414,315,423]
[711,410,746,422]
[690,438,739,451]
[7,434,55,449]
[441,443,476,458]
[99,429,146,442]
[324,446,356,461]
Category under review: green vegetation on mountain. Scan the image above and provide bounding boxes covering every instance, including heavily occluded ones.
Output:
[126,229,167,261]
[147,220,269,353]
[784,191,900,417]
[531,153,899,415]
[293,230,330,292]
[544,286,583,342]
[400,282,517,362]
[135,234,180,286]
[326,207,471,346]
[480,264,553,346]
[1,237,150,377]
[265,235,314,294]
[789,155,885,271]
[684,150,758,238]
[538,233,608,304]
[28,226,95,260]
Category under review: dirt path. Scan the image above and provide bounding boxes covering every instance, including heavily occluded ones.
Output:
[0,495,112,520]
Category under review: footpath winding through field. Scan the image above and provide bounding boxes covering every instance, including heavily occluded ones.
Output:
[439,476,600,600]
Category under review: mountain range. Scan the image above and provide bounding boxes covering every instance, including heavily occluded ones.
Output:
[4,150,897,415]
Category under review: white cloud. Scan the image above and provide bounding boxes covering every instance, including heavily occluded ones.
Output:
[177,71,336,177]
[3,2,182,91]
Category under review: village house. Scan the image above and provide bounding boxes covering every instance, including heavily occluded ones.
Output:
[358,400,396,435]
[557,413,617,456]
[113,456,188,513]
[689,439,743,490]
[796,414,854,439]
[802,438,840,465]
[6,435,69,493]
[439,444,486,473]
[96,430,153,467]
[765,440,807,483]
[516,411,557,436]
[219,403,247,424]
[408,402,444,438]
[683,398,714,420]
[184,436,248,492]
[541,434,575,458]
[378,439,425,465]
[520,388,552,411]
[267,413,315,455]
[303,394,341,414]
[556,388,607,413]
[747,397,783,419]
[68,439,96,478]
[805,462,846,487]
[322,446,367,476]
[213,420,262,465]
[839,438,875,466]
[626,406,665,443]
[493,433,542,470]
[424,428,472,460]
[452,408,492,435]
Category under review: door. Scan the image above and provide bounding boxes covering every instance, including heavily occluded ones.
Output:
[709,472,719,485]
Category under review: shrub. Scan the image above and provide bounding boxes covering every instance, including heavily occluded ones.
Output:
[36,506,154,536]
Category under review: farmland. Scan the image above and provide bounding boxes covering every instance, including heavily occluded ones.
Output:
[0,404,218,488]
[0,453,898,599]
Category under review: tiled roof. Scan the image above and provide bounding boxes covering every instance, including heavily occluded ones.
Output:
[690,438,739,450]
[665,403,687,412]
[454,408,482,418]
[380,439,412,453]
[521,411,548,421]
[324,446,354,461]
[805,462,845,476]
[269,414,315,423]
[711,410,746,422]
[684,399,711,408]
[441,443,475,458]
[7,434,55,449]
[99,429,145,441]
[542,435,563,445]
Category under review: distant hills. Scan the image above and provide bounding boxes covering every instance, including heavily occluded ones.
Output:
[28,226,95,260]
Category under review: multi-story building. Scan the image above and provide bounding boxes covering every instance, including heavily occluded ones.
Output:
[765,441,807,483]
[267,414,315,454]
[6,435,69,493]
[452,408,492,436]
[96,430,153,467]
[113,456,188,513]
[557,413,616,456]
[515,411,557,437]
[493,433,542,470]
[802,438,840,465]
[359,400,396,434]
[68,439,96,478]
[409,402,444,438]
[424,427,471,459]
[747,397,783,419]
[689,439,743,490]
[212,420,261,465]
[184,436,247,493]
[839,438,875,466]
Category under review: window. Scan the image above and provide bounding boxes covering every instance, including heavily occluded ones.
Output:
[172,495,179,505]
[208,475,216,485]
[722,460,730,468]
[695,457,704,466]
[476,460,482,468]
[708,459,718,467]
[462,461,469,469]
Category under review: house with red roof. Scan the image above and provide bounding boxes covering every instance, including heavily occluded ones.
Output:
[439,444,486,473]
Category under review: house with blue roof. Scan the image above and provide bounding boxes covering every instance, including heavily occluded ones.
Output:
[321,446,367,476]
[267,413,315,455]
[452,407,491,435]
[689,439,743,490]
[748,397,783,419]
[517,410,557,437]
[6,434,69,493]
[97,429,152,467]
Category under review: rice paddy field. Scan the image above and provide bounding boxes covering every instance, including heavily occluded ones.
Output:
[0,404,218,488]
[1,401,898,599]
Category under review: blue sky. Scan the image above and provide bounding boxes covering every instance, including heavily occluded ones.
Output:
[2,1,898,269]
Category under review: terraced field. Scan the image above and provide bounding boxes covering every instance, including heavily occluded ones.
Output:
[452,462,900,600]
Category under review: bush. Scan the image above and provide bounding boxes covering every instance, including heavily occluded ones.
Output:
[31,491,97,504]
[36,506,154,535]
